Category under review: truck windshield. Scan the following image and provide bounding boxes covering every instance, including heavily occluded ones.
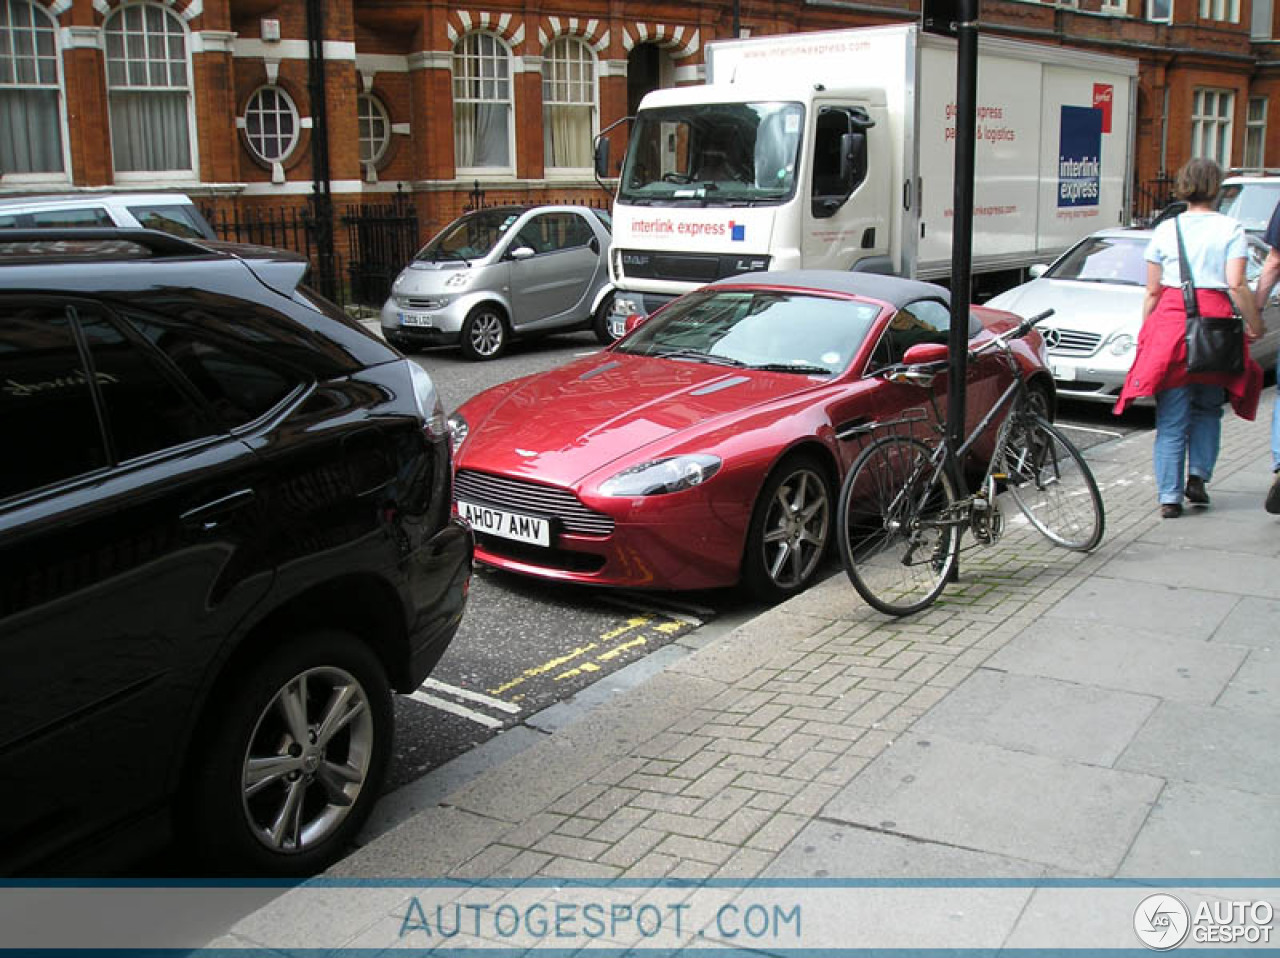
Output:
[618,102,803,207]
[415,208,522,262]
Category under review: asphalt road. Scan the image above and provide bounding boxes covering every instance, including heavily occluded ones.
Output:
[380,326,1154,796]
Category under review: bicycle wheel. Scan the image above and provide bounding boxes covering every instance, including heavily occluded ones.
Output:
[1001,414,1104,551]
[838,436,960,616]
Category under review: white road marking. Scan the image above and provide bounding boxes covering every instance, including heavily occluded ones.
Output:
[407,690,505,728]
[1053,422,1123,438]
[421,678,521,714]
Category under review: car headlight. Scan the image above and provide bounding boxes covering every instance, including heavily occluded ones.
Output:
[611,292,645,318]
[444,272,472,289]
[598,455,722,497]
[446,412,469,454]
[406,362,448,438]
[1108,333,1137,356]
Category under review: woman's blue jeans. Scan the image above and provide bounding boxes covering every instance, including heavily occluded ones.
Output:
[1153,383,1225,504]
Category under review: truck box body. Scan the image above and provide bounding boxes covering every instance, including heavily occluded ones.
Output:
[607,24,1137,323]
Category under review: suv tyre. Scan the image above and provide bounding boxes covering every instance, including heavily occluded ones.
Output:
[185,630,393,876]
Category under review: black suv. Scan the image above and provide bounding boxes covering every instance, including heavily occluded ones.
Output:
[0,230,472,875]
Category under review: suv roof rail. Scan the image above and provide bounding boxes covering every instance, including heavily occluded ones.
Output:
[0,227,211,258]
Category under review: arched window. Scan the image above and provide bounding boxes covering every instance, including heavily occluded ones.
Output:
[244,86,299,163]
[0,0,64,176]
[453,32,511,171]
[358,93,391,166]
[543,37,596,170]
[103,3,193,175]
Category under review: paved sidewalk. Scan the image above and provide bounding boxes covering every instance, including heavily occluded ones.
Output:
[223,393,1280,948]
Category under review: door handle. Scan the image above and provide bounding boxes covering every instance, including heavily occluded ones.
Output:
[180,488,256,530]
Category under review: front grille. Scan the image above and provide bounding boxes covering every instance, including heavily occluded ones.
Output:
[1046,328,1102,355]
[402,296,448,310]
[454,470,615,536]
[617,249,770,284]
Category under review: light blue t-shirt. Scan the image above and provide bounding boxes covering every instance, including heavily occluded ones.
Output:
[1144,210,1247,290]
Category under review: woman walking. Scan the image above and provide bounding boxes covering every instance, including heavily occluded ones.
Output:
[1115,157,1265,518]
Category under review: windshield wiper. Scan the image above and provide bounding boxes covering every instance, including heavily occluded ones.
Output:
[749,362,833,375]
[653,348,747,367]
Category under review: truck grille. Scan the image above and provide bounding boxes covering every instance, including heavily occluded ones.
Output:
[1045,328,1102,355]
[454,470,615,536]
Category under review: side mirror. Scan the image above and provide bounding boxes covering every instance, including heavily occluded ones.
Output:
[839,131,868,191]
[902,342,949,365]
[1029,264,1048,279]
[594,139,611,179]
[510,246,536,261]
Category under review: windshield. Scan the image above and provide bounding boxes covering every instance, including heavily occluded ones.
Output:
[1217,182,1280,232]
[615,288,880,374]
[416,208,522,262]
[1045,235,1148,286]
[617,102,804,207]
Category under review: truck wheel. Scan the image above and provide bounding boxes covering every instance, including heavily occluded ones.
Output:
[592,292,618,345]
[184,630,392,876]
[461,305,509,361]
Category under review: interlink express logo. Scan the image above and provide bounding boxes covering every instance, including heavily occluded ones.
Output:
[1134,894,1190,950]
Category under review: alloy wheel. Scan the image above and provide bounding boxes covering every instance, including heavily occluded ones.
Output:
[760,466,830,590]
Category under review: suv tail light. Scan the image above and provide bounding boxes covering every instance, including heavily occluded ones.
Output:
[405,361,447,438]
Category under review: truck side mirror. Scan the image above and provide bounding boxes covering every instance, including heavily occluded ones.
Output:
[840,132,868,192]
[594,139,611,179]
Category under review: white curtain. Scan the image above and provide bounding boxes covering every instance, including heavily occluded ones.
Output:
[456,102,509,168]
[0,89,62,172]
[544,104,592,168]
[109,91,190,171]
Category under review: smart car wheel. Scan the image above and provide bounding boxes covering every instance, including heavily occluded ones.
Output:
[741,454,834,604]
[185,630,392,875]
[461,305,509,361]
[592,292,618,345]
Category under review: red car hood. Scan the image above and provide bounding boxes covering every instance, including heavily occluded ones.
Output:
[458,352,825,486]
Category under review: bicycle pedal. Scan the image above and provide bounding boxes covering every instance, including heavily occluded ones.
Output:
[991,472,1008,481]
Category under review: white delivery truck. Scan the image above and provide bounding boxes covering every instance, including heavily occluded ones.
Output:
[598,23,1137,333]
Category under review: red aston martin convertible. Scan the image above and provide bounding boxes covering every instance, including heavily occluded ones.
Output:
[447,271,1052,602]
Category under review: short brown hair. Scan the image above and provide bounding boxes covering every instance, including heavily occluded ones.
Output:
[1173,157,1223,203]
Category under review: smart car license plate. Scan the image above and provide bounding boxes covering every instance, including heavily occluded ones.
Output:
[457,500,550,547]
[399,311,434,328]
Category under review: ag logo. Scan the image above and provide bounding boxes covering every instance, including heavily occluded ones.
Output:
[1135,894,1190,950]
[1042,327,1062,349]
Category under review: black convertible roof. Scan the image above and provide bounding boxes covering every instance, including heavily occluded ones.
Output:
[708,269,950,309]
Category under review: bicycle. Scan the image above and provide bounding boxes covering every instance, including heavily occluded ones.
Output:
[835,308,1105,617]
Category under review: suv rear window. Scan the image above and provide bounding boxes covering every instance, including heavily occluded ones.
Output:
[128,203,215,240]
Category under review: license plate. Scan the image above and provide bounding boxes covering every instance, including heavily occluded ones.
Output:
[399,311,434,328]
[1051,362,1077,382]
[457,499,550,547]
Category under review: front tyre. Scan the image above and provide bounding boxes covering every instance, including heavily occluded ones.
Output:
[460,305,509,361]
[741,455,834,604]
[185,631,393,876]
[592,292,617,345]
[1002,415,1104,551]
[838,436,958,617]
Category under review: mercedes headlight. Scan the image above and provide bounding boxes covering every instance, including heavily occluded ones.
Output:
[599,455,722,497]
[1108,332,1137,356]
[446,412,469,454]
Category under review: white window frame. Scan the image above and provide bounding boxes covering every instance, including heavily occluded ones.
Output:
[1099,0,1126,14]
[1245,96,1267,170]
[0,0,69,183]
[452,31,514,176]
[357,92,391,168]
[1147,0,1172,21]
[1191,88,1234,167]
[1199,0,1239,21]
[102,3,197,183]
[243,85,300,164]
[542,36,598,175]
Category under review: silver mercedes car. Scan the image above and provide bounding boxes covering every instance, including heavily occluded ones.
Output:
[380,204,614,361]
[986,226,1280,405]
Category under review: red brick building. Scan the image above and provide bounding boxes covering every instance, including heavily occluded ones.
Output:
[1,0,1277,288]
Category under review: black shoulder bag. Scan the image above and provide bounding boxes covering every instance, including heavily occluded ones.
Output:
[1175,216,1245,375]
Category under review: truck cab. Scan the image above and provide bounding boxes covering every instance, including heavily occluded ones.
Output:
[602,84,890,335]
